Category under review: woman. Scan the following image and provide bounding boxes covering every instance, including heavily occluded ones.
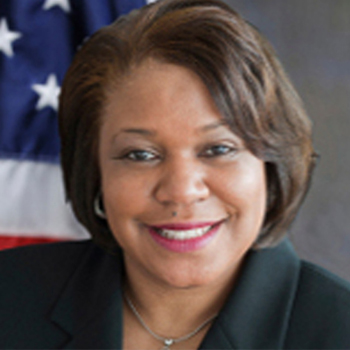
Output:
[1,0,350,349]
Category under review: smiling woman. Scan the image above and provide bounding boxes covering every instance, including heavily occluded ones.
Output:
[99,60,267,290]
[1,0,350,349]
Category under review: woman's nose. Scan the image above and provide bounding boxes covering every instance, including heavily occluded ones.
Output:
[154,158,210,206]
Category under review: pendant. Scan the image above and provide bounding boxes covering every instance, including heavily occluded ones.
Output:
[161,339,174,350]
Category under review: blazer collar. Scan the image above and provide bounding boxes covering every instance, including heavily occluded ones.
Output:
[49,240,300,350]
[200,240,301,350]
[50,243,124,349]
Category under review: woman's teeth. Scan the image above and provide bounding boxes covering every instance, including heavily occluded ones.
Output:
[156,225,213,240]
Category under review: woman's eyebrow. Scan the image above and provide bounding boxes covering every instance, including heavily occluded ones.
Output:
[121,128,156,135]
[199,120,230,133]
[113,128,157,140]
[111,121,230,142]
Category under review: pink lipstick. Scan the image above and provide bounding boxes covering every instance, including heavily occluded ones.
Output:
[147,220,223,253]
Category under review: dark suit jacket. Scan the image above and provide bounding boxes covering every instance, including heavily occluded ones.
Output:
[1,239,350,349]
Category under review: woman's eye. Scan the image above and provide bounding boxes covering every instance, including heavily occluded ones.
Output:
[202,144,236,157]
[123,150,158,161]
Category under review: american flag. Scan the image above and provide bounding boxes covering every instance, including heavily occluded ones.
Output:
[0,0,153,250]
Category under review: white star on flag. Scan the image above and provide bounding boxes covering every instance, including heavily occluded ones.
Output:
[32,74,61,112]
[146,0,158,3]
[0,18,22,57]
[43,0,71,13]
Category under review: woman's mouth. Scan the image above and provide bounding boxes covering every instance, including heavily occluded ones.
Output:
[153,225,213,240]
[147,221,223,253]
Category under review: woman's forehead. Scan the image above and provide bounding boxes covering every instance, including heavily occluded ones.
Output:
[104,60,223,123]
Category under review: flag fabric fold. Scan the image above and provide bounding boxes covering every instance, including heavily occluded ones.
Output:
[0,0,149,250]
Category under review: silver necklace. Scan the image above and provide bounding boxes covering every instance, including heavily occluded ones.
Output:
[125,293,218,350]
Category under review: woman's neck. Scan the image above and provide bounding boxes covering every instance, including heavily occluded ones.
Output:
[122,253,242,337]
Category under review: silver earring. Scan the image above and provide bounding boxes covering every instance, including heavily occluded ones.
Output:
[94,193,107,219]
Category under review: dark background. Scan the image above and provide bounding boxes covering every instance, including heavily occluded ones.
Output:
[223,0,350,281]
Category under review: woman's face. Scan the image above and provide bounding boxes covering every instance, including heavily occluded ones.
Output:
[99,59,266,289]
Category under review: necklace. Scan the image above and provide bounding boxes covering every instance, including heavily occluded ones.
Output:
[125,293,218,350]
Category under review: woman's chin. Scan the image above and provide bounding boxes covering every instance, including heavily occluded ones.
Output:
[158,273,216,290]
[149,260,231,291]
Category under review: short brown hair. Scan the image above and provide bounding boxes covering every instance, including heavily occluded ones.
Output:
[59,0,316,251]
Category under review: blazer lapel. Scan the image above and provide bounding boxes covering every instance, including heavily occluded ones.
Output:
[200,240,301,350]
[50,243,124,349]
[48,240,300,349]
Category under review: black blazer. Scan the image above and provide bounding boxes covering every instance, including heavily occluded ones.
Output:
[1,239,350,349]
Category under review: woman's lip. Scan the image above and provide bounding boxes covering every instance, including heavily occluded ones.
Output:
[149,221,222,230]
[147,221,223,253]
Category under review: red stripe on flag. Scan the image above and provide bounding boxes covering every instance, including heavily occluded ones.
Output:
[0,235,69,251]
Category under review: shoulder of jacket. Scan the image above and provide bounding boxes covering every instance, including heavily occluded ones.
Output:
[284,260,350,348]
[0,239,93,268]
[298,260,350,301]
[0,240,95,294]
[0,240,105,345]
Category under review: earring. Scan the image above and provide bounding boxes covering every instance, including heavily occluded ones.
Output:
[94,193,107,219]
